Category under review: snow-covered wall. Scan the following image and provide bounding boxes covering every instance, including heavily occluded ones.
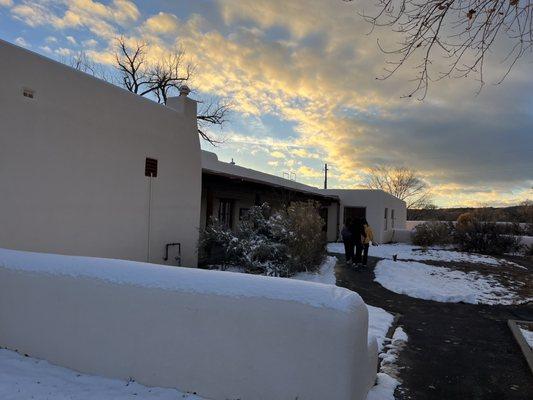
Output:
[0,248,376,400]
[0,39,201,267]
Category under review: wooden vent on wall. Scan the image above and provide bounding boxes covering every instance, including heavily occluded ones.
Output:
[145,158,158,177]
[23,88,35,99]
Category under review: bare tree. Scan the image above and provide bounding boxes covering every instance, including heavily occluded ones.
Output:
[366,166,432,208]
[97,37,229,145]
[351,0,532,98]
[68,51,111,82]
[148,53,193,104]
[115,38,152,96]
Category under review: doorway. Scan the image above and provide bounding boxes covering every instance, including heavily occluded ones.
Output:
[344,207,366,223]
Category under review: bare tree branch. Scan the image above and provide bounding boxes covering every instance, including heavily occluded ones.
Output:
[349,0,532,98]
[68,51,112,82]
[115,37,151,95]
[148,51,194,104]
[197,98,232,145]
[112,37,230,145]
[366,165,433,208]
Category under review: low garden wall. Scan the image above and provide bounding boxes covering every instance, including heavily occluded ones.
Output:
[0,248,376,400]
[392,229,414,244]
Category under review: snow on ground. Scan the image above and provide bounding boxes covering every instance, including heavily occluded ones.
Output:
[0,349,204,400]
[379,327,409,372]
[367,305,395,352]
[366,373,400,400]
[327,242,518,266]
[366,327,409,400]
[374,259,528,305]
[292,255,337,285]
[519,327,533,349]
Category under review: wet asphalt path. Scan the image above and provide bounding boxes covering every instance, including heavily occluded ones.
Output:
[333,254,533,400]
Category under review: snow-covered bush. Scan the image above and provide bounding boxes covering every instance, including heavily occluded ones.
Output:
[198,202,326,277]
[412,221,453,247]
[454,213,522,255]
[270,201,327,274]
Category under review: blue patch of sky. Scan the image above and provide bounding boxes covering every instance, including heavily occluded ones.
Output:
[136,0,228,32]
[0,14,41,47]
[337,104,382,121]
[262,25,292,43]
[298,31,328,51]
[260,114,298,140]
[0,8,94,60]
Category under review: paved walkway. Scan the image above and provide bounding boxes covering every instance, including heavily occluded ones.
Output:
[334,255,533,400]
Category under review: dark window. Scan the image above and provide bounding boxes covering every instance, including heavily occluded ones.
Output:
[145,158,158,177]
[384,208,388,230]
[218,199,234,228]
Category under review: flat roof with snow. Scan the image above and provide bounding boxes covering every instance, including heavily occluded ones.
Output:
[202,151,338,200]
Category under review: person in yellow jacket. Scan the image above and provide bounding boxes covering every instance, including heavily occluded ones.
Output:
[362,219,378,266]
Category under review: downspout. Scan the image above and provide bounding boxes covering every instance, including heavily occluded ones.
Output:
[336,200,340,241]
[147,175,153,262]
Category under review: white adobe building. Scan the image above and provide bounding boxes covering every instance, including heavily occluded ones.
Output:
[202,151,406,246]
[0,39,202,267]
[0,39,406,267]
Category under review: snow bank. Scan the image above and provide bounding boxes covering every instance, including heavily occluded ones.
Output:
[366,326,409,400]
[0,248,359,313]
[328,242,515,266]
[374,259,525,305]
[0,247,372,400]
[292,255,337,285]
[366,372,400,400]
[367,305,395,352]
[0,349,204,400]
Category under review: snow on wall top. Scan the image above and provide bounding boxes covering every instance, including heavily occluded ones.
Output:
[0,248,363,313]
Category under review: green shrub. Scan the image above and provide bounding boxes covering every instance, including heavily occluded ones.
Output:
[198,201,326,277]
[412,221,453,247]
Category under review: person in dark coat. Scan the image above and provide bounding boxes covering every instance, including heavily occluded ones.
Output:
[341,218,355,264]
[353,217,367,265]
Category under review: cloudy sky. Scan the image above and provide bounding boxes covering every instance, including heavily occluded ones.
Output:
[1,0,531,207]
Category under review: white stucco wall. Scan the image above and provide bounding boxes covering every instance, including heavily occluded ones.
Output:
[382,191,408,243]
[0,248,376,400]
[324,190,406,243]
[326,203,340,241]
[0,40,201,266]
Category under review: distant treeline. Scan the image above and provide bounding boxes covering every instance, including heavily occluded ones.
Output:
[408,203,533,224]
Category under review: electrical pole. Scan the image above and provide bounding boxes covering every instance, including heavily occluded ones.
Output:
[324,163,329,189]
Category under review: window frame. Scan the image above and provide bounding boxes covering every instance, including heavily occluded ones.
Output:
[218,199,234,229]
